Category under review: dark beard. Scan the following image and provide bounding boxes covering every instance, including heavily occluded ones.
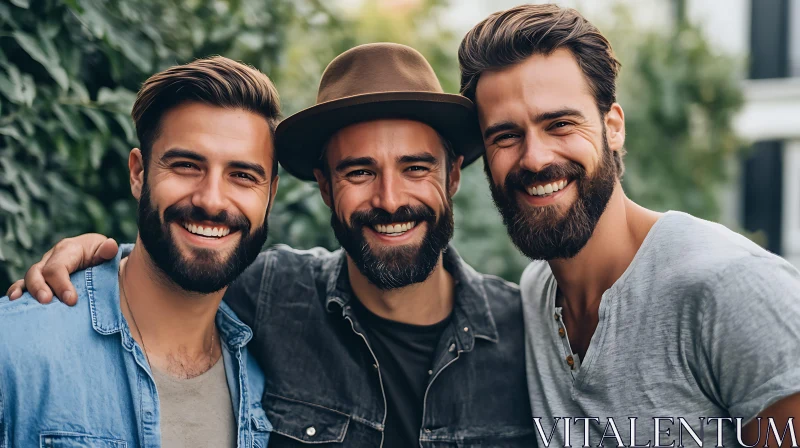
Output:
[330,201,454,290]
[488,137,618,260]
[137,185,269,293]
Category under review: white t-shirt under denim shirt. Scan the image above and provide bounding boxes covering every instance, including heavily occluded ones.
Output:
[521,211,800,448]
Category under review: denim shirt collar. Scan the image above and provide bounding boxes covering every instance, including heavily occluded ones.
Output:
[87,248,252,349]
[323,245,499,347]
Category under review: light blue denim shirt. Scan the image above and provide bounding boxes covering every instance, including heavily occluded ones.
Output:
[0,249,272,448]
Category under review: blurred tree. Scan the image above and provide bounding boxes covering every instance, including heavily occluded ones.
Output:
[611,4,746,220]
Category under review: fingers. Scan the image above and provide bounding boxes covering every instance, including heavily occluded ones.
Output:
[41,262,78,306]
[6,234,114,306]
[6,279,26,300]
[22,259,56,304]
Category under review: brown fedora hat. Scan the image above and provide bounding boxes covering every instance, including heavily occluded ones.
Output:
[275,42,484,181]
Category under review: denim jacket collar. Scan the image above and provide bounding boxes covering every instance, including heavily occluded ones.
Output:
[323,245,499,347]
[88,248,252,350]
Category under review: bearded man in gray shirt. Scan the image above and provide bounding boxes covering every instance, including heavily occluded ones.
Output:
[458,4,800,448]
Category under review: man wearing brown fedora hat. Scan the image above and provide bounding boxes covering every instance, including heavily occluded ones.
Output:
[10,43,536,447]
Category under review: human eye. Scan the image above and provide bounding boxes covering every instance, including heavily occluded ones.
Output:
[232,172,258,183]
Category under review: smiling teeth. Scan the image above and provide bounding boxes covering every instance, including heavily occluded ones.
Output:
[527,180,568,197]
[183,223,231,238]
[373,221,417,235]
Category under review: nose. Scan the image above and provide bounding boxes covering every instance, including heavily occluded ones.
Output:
[370,170,405,214]
[519,132,557,174]
[190,173,230,217]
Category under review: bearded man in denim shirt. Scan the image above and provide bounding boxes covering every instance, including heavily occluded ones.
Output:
[0,57,277,447]
[8,44,535,447]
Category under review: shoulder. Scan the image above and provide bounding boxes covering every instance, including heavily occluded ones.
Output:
[263,244,341,270]
[0,269,92,330]
[0,269,96,369]
[648,211,774,270]
[644,212,800,314]
[453,253,522,318]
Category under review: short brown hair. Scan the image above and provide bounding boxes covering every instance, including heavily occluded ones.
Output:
[132,56,281,177]
[459,4,620,112]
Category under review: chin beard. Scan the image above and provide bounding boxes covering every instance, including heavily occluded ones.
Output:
[137,185,269,294]
[330,202,454,290]
[489,142,618,261]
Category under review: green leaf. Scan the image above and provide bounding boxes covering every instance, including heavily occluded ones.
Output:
[19,170,43,200]
[0,190,22,214]
[115,113,136,143]
[10,0,29,8]
[0,125,23,142]
[12,31,69,90]
[0,156,17,184]
[0,65,36,106]
[12,31,49,65]
[51,103,80,139]
[85,198,108,233]
[14,215,32,249]
[70,79,91,102]
[82,108,109,135]
[89,134,105,169]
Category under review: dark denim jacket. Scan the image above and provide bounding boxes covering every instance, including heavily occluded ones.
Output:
[225,245,535,447]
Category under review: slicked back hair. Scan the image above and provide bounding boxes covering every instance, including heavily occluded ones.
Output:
[458,4,624,175]
[131,56,281,177]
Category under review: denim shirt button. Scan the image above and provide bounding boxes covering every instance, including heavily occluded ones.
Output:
[448,343,455,352]
[145,411,154,421]
[306,426,317,437]
[427,369,433,375]
[463,326,469,332]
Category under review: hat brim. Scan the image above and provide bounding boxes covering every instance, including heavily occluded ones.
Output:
[275,91,484,181]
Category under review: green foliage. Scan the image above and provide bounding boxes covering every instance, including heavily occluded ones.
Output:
[611,14,746,219]
[0,0,747,291]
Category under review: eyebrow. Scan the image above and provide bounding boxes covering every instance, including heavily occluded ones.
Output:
[335,156,377,173]
[482,108,587,140]
[398,152,438,165]
[161,148,206,163]
[162,148,267,180]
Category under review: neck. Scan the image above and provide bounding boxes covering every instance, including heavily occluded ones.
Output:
[347,253,454,325]
[120,236,222,363]
[548,184,662,314]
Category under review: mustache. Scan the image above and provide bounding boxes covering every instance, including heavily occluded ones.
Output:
[163,203,250,233]
[349,205,437,228]
[505,162,585,190]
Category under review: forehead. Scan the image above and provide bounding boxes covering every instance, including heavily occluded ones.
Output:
[325,119,445,163]
[153,102,274,165]
[475,48,595,123]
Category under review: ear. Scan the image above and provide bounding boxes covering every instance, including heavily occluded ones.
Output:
[448,155,465,197]
[129,148,145,201]
[313,168,333,209]
[265,174,280,216]
[604,103,625,153]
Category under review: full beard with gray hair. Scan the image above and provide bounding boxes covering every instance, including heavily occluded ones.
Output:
[330,201,454,290]
[488,137,618,261]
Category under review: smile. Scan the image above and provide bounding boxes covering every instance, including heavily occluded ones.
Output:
[182,221,232,238]
[526,179,569,197]
[371,221,417,236]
